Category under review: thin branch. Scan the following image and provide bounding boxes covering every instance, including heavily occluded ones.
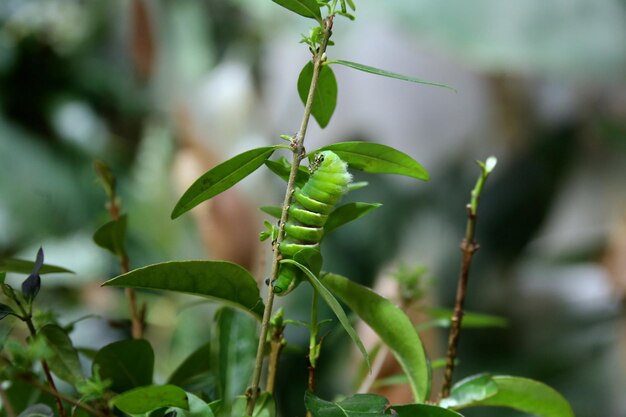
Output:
[0,383,17,417]
[246,16,335,416]
[18,375,109,417]
[439,157,496,399]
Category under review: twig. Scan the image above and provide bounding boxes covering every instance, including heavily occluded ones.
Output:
[18,375,109,417]
[439,157,497,399]
[246,16,335,416]
[265,311,286,394]
[0,383,17,417]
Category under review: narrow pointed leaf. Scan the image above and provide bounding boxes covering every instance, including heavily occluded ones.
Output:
[305,392,388,417]
[0,303,17,320]
[281,260,369,367]
[172,146,282,219]
[316,142,429,180]
[271,0,321,20]
[391,404,464,417]
[322,273,429,402]
[442,374,575,417]
[21,273,41,302]
[93,215,128,258]
[102,261,264,320]
[298,62,338,128]
[327,60,455,91]
[264,157,310,188]
[0,259,73,275]
[93,339,154,393]
[112,385,189,414]
[216,308,257,402]
[39,325,84,385]
[31,248,44,275]
[324,202,382,236]
[426,308,508,328]
[260,206,282,219]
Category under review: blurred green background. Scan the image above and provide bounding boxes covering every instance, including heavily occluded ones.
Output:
[1,1,625,416]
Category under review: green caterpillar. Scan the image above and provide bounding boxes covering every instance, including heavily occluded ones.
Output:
[272,150,351,295]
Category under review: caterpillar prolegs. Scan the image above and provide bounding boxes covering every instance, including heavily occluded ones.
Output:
[272,151,351,295]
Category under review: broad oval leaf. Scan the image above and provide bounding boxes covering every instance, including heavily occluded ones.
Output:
[102,261,264,320]
[0,259,73,275]
[171,146,282,219]
[39,324,84,385]
[305,392,388,417]
[167,342,212,388]
[391,404,464,417]
[298,62,338,129]
[442,374,574,417]
[326,60,456,91]
[93,215,128,258]
[282,260,369,367]
[112,385,189,415]
[322,273,429,402]
[168,392,216,417]
[271,0,321,21]
[315,142,429,180]
[93,339,154,393]
[324,202,382,236]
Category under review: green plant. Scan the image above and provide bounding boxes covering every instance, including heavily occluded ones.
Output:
[0,2,575,417]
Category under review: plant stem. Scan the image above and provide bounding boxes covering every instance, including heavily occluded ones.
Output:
[265,320,285,394]
[246,16,334,416]
[0,383,16,417]
[21,313,68,417]
[439,159,495,399]
[308,290,319,392]
[18,375,109,417]
[107,195,143,340]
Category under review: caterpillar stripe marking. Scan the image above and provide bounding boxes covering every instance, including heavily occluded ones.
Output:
[273,150,351,295]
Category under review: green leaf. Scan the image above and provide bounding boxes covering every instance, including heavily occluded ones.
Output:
[264,157,310,188]
[169,392,215,417]
[93,339,154,393]
[112,385,189,415]
[171,146,282,219]
[281,260,369,367]
[298,62,338,129]
[0,259,73,275]
[216,308,257,402]
[0,271,5,284]
[271,0,322,21]
[39,325,84,385]
[442,374,575,417]
[102,261,264,320]
[322,273,429,402]
[439,374,498,409]
[315,142,429,180]
[391,404,464,417]
[305,392,388,417]
[0,303,17,320]
[17,404,54,417]
[324,202,382,236]
[93,215,128,259]
[326,60,455,91]
[167,342,212,388]
[232,393,276,417]
[260,206,282,219]
[426,308,508,328]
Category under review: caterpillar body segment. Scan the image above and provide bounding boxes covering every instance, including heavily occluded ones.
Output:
[272,151,351,295]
